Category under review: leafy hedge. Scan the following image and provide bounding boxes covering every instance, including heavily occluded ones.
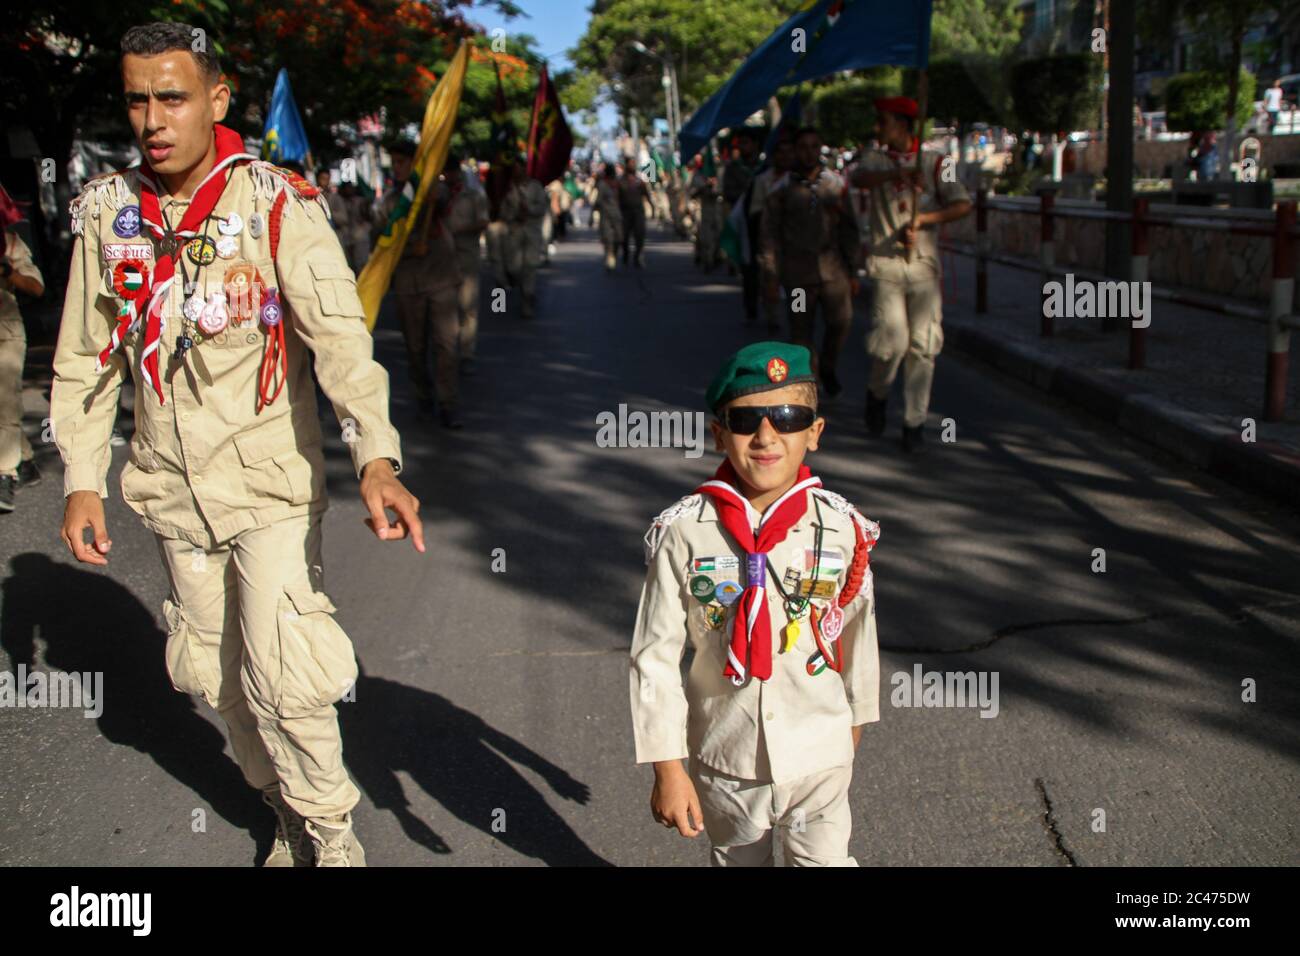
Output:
[1009,53,1102,133]
[1164,70,1256,131]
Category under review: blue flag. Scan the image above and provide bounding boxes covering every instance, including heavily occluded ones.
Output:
[761,88,802,161]
[262,68,311,166]
[679,0,932,162]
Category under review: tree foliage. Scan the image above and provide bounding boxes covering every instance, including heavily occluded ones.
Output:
[1009,53,1102,134]
[1164,69,1256,131]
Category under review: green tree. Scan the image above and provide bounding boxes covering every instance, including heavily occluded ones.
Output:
[1010,53,1103,134]
[571,0,794,125]
[1164,69,1256,131]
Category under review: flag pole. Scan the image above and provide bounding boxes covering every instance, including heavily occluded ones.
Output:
[907,68,928,263]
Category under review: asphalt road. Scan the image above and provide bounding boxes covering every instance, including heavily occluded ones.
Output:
[2,220,1298,866]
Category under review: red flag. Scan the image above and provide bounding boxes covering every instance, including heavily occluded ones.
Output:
[525,65,573,185]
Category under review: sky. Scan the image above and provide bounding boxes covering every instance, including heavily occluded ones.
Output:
[461,0,623,138]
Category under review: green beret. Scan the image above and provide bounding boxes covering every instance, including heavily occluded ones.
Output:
[706,342,816,412]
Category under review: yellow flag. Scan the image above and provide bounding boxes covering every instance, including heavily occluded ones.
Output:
[357,42,470,331]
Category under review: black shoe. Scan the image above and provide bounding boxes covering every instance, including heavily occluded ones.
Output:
[17,459,41,487]
[460,358,477,377]
[901,424,925,453]
[822,368,843,398]
[865,391,887,437]
[439,406,464,430]
[0,475,15,513]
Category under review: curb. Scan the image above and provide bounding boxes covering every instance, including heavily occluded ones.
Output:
[944,320,1300,512]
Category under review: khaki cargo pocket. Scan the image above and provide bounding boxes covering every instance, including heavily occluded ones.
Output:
[233,416,321,505]
[309,260,365,317]
[273,586,358,719]
[162,597,219,707]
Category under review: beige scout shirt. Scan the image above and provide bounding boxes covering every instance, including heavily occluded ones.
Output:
[630,488,881,785]
[758,167,855,290]
[1,232,43,340]
[51,162,403,548]
[445,185,488,274]
[856,147,970,270]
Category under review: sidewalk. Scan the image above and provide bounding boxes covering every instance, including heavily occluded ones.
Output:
[937,246,1300,511]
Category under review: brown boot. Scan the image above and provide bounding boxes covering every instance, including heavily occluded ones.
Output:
[261,786,312,867]
[305,812,367,867]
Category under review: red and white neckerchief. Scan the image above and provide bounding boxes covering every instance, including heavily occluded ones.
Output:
[96,124,258,404]
[696,461,822,685]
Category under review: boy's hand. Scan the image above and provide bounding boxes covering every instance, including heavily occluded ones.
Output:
[651,761,705,837]
[61,491,112,566]
[852,725,864,749]
[360,459,425,553]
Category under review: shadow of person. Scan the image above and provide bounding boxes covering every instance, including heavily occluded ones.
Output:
[339,662,611,866]
[1,553,272,863]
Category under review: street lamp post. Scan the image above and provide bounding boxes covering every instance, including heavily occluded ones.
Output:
[631,40,681,163]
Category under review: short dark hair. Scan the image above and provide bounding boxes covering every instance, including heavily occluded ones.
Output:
[121,22,222,83]
[794,125,821,143]
[388,140,416,159]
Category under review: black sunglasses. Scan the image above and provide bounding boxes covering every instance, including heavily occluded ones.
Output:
[720,404,817,435]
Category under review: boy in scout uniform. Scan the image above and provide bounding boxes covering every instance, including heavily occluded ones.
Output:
[500,164,548,319]
[849,97,972,452]
[1,192,47,513]
[51,22,425,867]
[442,157,489,376]
[630,342,881,866]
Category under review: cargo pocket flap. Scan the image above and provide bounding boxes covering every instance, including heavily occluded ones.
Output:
[284,585,339,616]
[308,260,364,317]
[233,416,298,465]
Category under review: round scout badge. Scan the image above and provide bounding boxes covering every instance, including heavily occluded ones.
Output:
[112,260,149,297]
[766,356,788,383]
[112,205,141,238]
[248,213,265,239]
[215,234,239,259]
[182,293,204,323]
[217,212,243,236]
[223,263,262,324]
[259,287,283,327]
[186,235,217,266]
[689,575,716,604]
[715,580,742,606]
[198,291,229,335]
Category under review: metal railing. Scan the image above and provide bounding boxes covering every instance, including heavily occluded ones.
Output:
[957,190,1300,421]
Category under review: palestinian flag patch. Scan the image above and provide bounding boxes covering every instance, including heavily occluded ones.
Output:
[113,260,150,297]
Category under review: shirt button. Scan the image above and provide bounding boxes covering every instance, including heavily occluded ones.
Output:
[245,332,258,345]
[181,412,192,422]
[192,474,202,483]
[765,712,775,721]
[213,333,227,346]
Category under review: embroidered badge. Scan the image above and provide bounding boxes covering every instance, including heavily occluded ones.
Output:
[766,357,788,383]
[103,243,153,262]
[112,205,141,238]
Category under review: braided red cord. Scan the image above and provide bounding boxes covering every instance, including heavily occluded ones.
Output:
[837,511,872,609]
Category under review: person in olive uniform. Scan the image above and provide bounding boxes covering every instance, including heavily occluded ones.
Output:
[52,22,425,867]
[0,193,46,513]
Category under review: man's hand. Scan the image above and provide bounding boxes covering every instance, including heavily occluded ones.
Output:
[360,459,425,553]
[61,490,112,566]
[651,760,705,837]
[852,724,864,749]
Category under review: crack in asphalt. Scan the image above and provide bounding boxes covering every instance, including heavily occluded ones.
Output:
[1035,777,1079,866]
[882,597,1300,655]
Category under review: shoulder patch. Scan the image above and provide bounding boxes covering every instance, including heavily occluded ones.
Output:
[245,161,330,221]
[813,488,880,548]
[643,493,703,566]
[69,170,136,236]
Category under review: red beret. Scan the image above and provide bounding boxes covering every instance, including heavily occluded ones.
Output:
[873,96,919,119]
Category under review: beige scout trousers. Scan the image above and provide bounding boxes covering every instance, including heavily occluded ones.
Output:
[865,256,944,428]
[690,757,857,867]
[0,334,34,476]
[156,511,361,820]
[395,287,460,406]
[456,251,480,360]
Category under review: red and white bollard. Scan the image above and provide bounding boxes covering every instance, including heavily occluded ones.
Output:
[1265,200,1296,422]
[1040,191,1055,337]
[1129,197,1150,370]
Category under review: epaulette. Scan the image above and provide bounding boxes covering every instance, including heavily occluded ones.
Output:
[244,160,330,221]
[812,488,880,548]
[813,488,880,613]
[68,169,136,236]
[643,493,703,566]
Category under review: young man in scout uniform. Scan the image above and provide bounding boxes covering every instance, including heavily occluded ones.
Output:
[442,157,489,378]
[1,189,46,513]
[722,131,762,324]
[759,127,859,399]
[499,163,548,319]
[52,21,425,867]
[749,136,794,336]
[849,97,972,452]
[593,164,624,273]
[383,140,464,428]
[630,342,881,866]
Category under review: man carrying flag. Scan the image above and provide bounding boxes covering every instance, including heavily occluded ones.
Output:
[51,21,423,866]
[849,96,970,452]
